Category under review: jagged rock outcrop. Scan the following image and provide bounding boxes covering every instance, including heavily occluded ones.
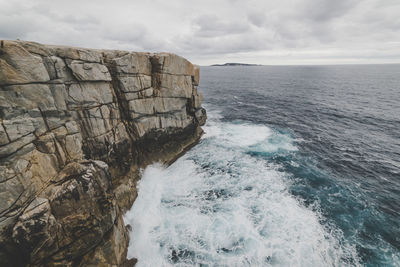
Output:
[0,40,206,266]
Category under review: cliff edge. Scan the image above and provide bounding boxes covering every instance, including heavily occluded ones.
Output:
[0,40,206,266]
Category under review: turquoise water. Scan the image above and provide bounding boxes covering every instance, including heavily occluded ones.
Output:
[125,65,400,266]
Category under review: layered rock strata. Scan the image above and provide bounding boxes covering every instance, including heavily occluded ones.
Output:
[0,40,206,266]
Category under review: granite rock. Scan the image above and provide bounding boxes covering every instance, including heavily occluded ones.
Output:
[0,40,207,266]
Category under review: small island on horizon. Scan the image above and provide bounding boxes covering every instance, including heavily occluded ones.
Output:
[210,62,262,66]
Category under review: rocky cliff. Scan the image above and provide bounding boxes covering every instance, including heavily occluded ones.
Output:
[0,40,206,266]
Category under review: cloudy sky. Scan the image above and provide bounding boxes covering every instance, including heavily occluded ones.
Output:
[1,0,399,65]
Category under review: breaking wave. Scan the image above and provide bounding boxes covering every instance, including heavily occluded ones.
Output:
[124,108,360,266]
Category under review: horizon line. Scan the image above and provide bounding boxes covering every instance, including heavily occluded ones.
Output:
[201,62,400,67]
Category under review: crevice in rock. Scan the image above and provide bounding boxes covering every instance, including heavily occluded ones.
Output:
[0,81,65,86]
[104,60,138,141]
[1,121,12,143]
[38,107,50,132]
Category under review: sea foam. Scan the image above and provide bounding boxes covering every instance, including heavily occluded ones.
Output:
[124,109,359,266]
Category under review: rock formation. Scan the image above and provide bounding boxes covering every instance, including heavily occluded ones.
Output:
[0,40,206,266]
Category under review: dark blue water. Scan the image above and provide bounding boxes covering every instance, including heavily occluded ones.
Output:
[198,65,400,266]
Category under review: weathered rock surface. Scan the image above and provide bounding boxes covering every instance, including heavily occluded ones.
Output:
[0,40,206,266]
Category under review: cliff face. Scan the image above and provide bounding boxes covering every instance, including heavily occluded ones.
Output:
[0,40,206,266]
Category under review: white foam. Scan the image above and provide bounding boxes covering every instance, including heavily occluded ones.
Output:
[212,123,271,147]
[124,111,360,266]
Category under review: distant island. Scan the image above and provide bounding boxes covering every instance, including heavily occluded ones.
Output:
[211,63,262,66]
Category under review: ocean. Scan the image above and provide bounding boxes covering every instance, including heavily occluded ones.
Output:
[124,64,400,266]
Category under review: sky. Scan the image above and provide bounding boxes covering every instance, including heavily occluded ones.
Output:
[0,0,399,65]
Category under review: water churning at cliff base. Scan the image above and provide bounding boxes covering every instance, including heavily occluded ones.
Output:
[124,108,360,266]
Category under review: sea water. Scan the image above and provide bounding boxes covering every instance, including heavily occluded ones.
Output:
[124,65,400,266]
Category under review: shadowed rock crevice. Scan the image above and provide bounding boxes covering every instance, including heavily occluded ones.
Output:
[0,40,206,266]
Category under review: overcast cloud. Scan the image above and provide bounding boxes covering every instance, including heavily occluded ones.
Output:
[0,0,399,65]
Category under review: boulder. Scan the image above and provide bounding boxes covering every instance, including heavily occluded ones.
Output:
[67,60,112,82]
[0,41,50,85]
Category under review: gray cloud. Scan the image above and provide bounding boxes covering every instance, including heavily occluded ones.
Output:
[0,0,399,65]
[247,12,265,27]
[299,0,358,22]
[192,14,250,37]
